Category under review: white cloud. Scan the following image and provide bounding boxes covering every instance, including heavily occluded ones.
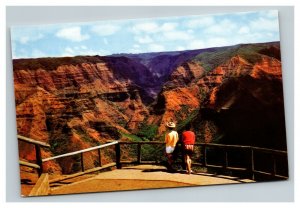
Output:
[187,40,205,49]
[31,49,47,58]
[132,22,159,34]
[91,25,120,36]
[238,26,250,34]
[56,27,89,42]
[19,37,30,44]
[205,19,237,34]
[81,45,87,50]
[61,46,110,57]
[128,48,142,54]
[133,44,140,48]
[83,49,110,56]
[161,22,178,31]
[187,29,194,34]
[18,33,44,44]
[148,44,165,52]
[65,47,75,54]
[248,32,264,40]
[163,31,193,40]
[132,22,178,35]
[250,17,279,32]
[176,46,185,51]
[259,10,278,19]
[186,16,215,28]
[186,37,229,49]
[103,38,109,45]
[206,37,229,48]
[135,35,153,44]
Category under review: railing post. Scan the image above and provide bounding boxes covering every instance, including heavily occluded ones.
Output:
[271,154,276,178]
[80,152,84,172]
[249,147,255,180]
[203,144,207,167]
[115,142,121,169]
[224,148,228,170]
[97,148,102,167]
[35,144,43,176]
[137,143,142,164]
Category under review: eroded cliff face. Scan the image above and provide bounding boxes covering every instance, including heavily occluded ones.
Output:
[203,55,285,149]
[150,43,285,150]
[14,42,287,174]
[14,57,149,173]
[149,61,204,133]
[207,57,284,149]
[149,55,253,134]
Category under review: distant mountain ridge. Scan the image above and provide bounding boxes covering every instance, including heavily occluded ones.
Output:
[13,41,286,174]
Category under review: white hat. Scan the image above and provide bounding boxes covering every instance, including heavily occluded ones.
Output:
[166,122,176,128]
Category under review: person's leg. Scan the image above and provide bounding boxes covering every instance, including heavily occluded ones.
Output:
[186,154,192,174]
[184,154,188,172]
[167,153,173,167]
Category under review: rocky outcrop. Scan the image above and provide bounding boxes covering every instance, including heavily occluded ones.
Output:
[197,55,253,88]
[194,51,286,150]
[251,56,282,80]
[149,42,286,151]
[14,57,150,173]
[164,61,205,89]
[14,41,287,174]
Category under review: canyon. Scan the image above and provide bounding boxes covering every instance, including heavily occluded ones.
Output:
[13,42,286,174]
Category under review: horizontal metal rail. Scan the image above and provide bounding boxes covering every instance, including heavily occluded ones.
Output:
[19,160,40,169]
[118,141,288,180]
[18,134,287,182]
[119,141,165,145]
[17,135,50,147]
[119,141,288,154]
[49,162,117,183]
[195,143,251,149]
[43,141,118,162]
[18,135,50,176]
[251,146,287,155]
[119,141,287,156]
[253,170,289,180]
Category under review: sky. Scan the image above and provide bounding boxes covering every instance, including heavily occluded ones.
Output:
[10,10,280,59]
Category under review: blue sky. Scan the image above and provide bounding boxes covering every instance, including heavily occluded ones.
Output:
[10,10,280,59]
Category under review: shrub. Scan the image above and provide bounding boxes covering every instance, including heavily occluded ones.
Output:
[136,124,158,141]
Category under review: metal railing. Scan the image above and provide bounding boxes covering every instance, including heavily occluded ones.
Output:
[43,141,119,171]
[17,135,50,176]
[18,135,288,181]
[118,141,289,180]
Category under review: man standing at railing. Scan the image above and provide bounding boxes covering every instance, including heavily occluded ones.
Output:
[165,121,179,172]
[182,123,196,174]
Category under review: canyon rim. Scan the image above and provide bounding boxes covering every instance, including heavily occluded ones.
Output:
[10,10,289,196]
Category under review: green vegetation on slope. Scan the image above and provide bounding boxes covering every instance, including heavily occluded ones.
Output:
[176,107,200,133]
[120,130,165,162]
[120,131,143,142]
[136,124,159,141]
[192,43,279,72]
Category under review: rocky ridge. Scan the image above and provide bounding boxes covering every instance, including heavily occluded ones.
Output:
[14,41,286,174]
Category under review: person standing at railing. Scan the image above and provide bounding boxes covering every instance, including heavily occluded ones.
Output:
[182,123,196,174]
[165,121,179,171]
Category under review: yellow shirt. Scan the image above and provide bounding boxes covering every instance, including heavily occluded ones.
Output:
[165,130,179,147]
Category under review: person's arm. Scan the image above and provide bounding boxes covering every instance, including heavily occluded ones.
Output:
[165,133,169,144]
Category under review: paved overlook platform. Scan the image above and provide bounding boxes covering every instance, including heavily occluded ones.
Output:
[50,165,254,195]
